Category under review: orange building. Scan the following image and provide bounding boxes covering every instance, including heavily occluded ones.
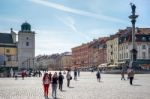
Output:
[72,37,108,68]
[72,43,91,68]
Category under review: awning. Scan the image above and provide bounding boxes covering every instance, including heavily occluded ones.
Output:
[108,65,118,67]
[98,63,108,67]
[117,62,125,64]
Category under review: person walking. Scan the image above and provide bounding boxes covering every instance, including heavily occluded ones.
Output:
[121,70,126,80]
[58,72,64,91]
[49,72,52,81]
[96,69,101,82]
[14,71,18,80]
[51,72,58,99]
[77,69,80,77]
[128,68,134,85]
[42,73,51,99]
[66,70,72,87]
[21,70,25,80]
[74,68,77,80]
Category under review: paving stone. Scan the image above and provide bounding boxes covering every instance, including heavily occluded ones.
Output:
[0,72,150,99]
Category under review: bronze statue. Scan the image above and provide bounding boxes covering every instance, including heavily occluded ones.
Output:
[130,3,136,15]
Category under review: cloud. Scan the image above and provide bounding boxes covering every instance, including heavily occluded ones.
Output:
[57,16,93,41]
[29,0,126,24]
[0,17,23,23]
[57,16,77,32]
[35,29,81,55]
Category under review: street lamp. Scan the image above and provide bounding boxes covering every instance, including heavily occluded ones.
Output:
[129,3,138,68]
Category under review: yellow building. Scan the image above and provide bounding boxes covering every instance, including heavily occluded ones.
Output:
[60,52,72,69]
[107,36,118,65]
[0,29,18,67]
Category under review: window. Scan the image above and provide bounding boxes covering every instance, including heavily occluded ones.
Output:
[142,52,146,59]
[26,42,29,46]
[124,53,126,59]
[26,37,29,40]
[142,45,146,49]
[142,37,146,41]
[119,54,121,59]
[6,49,10,53]
[7,55,11,61]
[126,53,128,58]
[126,45,128,49]
[111,52,113,55]
[111,45,113,48]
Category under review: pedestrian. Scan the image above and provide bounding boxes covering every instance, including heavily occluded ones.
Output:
[43,73,51,99]
[121,70,126,80]
[21,70,25,80]
[66,70,72,87]
[39,71,42,77]
[96,70,101,82]
[74,68,77,80]
[63,71,66,74]
[58,72,64,91]
[14,71,18,80]
[128,68,134,85]
[78,69,80,77]
[51,72,58,99]
[49,72,52,81]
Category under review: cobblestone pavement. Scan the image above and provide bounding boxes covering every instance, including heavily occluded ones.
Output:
[0,72,150,99]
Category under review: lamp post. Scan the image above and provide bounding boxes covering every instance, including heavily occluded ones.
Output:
[129,3,138,68]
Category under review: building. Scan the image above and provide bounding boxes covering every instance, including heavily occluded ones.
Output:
[60,52,72,69]
[18,22,35,69]
[89,37,108,67]
[106,34,119,65]
[0,29,18,68]
[0,22,35,70]
[118,27,150,66]
[35,54,63,70]
[72,43,90,68]
[72,37,108,69]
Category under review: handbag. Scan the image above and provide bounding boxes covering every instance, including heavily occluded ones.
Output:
[70,76,72,80]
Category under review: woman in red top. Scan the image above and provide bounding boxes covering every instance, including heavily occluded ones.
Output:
[43,73,51,98]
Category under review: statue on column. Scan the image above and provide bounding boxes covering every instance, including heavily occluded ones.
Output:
[130,3,136,15]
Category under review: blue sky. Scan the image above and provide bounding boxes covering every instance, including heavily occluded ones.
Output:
[0,0,149,56]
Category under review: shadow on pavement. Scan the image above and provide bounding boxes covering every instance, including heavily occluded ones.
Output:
[61,90,66,92]
[69,86,74,88]
[132,84,142,86]
[46,97,63,99]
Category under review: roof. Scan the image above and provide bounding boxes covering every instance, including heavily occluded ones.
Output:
[136,28,150,35]
[0,33,14,44]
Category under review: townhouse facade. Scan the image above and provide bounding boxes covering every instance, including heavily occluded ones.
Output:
[118,27,150,65]
[72,37,108,68]
[72,43,90,68]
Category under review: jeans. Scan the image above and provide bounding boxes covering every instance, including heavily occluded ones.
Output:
[59,82,63,91]
[67,79,70,87]
[52,84,57,98]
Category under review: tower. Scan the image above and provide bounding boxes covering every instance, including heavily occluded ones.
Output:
[18,22,35,69]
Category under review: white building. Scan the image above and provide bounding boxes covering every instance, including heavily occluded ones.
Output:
[18,22,35,69]
[118,27,150,65]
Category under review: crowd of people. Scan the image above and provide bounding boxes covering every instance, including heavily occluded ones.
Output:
[42,70,77,99]
[42,67,135,99]
[42,68,82,99]
[8,66,135,99]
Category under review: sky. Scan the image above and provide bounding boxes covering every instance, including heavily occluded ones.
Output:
[0,0,149,56]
